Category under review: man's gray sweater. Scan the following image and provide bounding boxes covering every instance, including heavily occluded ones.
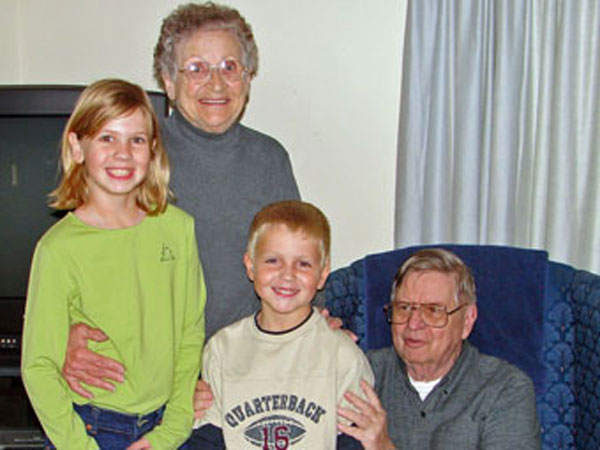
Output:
[368,342,541,449]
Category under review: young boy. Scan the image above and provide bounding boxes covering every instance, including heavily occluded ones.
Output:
[191,200,373,449]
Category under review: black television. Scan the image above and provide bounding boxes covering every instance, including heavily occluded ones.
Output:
[0,85,168,447]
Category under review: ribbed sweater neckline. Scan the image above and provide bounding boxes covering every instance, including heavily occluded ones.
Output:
[169,108,241,150]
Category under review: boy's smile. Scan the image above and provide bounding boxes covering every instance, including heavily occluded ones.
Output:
[243,224,330,332]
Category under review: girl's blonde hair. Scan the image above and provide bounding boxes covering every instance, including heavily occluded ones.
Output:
[49,79,170,215]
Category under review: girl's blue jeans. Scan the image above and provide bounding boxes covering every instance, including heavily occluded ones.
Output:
[45,403,189,449]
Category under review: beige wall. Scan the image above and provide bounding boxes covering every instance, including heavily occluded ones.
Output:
[1,0,406,269]
[0,1,19,82]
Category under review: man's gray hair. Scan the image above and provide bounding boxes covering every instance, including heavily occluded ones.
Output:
[391,248,477,305]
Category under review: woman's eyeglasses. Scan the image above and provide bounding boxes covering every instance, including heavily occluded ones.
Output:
[178,58,247,85]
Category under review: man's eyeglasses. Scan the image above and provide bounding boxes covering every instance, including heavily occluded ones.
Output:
[179,58,247,85]
[383,301,466,328]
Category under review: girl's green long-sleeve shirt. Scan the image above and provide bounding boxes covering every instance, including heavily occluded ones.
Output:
[22,205,205,449]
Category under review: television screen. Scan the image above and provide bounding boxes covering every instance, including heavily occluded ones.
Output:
[0,115,67,305]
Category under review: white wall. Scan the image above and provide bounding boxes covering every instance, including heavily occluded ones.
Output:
[1,0,406,269]
[0,1,19,82]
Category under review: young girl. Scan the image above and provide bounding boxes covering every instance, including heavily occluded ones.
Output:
[21,79,205,449]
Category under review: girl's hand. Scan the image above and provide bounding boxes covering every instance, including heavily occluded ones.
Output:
[126,437,152,449]
[194,379,214,419]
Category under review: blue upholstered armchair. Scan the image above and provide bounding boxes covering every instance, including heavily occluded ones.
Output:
[323,245,600,450]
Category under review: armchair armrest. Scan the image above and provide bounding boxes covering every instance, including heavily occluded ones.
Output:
[323,260,368,349]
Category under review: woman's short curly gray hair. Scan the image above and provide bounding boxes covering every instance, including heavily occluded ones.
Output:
[153,2,259,90]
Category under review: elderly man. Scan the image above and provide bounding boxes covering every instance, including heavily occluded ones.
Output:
[338,248,541,449]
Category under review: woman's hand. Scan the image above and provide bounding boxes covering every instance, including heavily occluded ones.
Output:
[319,307,357,342]
[62,323,125,398]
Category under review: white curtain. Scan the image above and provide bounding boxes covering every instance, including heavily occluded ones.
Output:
[395,0,600,273]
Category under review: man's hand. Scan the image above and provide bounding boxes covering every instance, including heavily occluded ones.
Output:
[126,437,152,449]
[62,323,125,399]
[338,380,395,450]
[193,379,214,420]
[319,307,357,342]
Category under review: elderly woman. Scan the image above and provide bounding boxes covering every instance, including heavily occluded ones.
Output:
[154,2,300,339]
[62,2,299,396]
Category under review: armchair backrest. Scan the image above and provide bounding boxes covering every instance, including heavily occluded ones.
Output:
[359,244,547,391]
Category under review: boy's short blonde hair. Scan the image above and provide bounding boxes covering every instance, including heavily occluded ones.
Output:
[49,79,170,215]
[247,200,330,267]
